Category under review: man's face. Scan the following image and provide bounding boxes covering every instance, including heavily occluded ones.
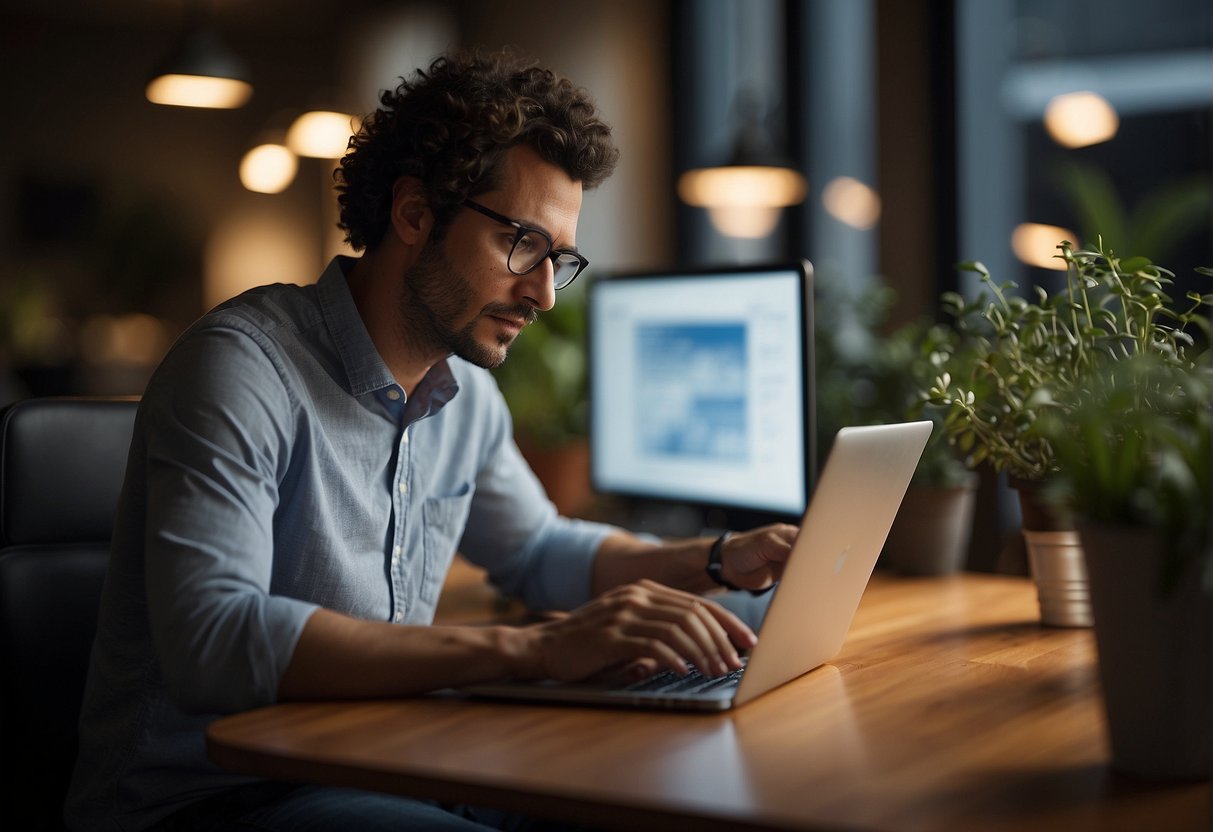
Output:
[404,238,538,369]
[402,145,584,369]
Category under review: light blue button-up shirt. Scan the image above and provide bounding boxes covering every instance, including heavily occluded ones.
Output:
[66,257,617,831]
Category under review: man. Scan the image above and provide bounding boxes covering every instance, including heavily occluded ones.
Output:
[66,51,797,831]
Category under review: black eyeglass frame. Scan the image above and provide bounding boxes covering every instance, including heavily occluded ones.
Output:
[462,199,589,290]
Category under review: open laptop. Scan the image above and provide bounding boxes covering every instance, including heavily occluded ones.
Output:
[461,420,932,711]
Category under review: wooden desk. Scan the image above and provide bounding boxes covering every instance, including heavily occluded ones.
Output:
[206,573,1209,831]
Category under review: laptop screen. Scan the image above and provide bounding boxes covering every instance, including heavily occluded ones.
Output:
[588,262,814,521]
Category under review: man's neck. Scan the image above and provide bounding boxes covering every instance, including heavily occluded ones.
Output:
[345,250,445,398]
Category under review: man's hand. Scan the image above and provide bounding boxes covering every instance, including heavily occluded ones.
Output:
[714,523,799,593]
[521,579,758,682]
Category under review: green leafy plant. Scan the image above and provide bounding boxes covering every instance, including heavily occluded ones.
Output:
[1038,352,1212,587]
[872,319,972,488]
[814,279,969,488]
[928,240,1212,482]
[491,287,589,447]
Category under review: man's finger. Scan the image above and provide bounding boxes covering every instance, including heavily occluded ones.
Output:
[625,599,741,675]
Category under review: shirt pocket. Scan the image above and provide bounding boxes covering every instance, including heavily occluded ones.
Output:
[420,482,474,604]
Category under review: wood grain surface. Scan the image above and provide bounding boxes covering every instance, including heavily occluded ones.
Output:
[207,571,1210,831]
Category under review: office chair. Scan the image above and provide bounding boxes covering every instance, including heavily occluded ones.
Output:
[0,396,138,831]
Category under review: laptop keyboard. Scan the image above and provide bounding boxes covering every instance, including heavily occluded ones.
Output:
[617,664,746,696]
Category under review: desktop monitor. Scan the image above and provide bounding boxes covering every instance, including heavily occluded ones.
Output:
[588,262,815,531]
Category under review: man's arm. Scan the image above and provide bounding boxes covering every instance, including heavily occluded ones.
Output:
[590,524,799,597]
[278,575,761,698]
[278,609,533,698]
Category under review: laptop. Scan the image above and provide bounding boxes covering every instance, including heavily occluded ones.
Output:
[461,421,932,711]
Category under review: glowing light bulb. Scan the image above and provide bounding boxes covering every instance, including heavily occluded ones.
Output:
[287,111,359,158]
[1011,223,1076,270]
[822,176,881,230]
[146,74,253,109]
[240,144,298,194]
[678,166,807,238]
[1044,92,1119,149]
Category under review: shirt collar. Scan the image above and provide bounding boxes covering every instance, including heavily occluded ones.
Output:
[317,256,397,397]
[317,256,460,409]
[406,360,459,421]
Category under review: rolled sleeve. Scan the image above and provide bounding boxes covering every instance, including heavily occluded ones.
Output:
[517,516,617,610]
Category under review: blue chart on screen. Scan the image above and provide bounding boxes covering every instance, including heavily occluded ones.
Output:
[636,322,748,462]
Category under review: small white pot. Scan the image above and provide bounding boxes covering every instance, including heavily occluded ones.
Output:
[1023,529,1093,628]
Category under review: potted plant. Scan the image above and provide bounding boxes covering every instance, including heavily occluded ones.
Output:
[1040,351,1211,780]
[815,279,976,575]
[928,240,1211,625]
[491,286,593,516]
[872,320,979,575]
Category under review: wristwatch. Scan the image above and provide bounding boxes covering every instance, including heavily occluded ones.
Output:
[705,531,775,596]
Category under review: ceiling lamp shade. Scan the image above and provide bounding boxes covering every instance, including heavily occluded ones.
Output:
[286,111,359,159]
[678,123,807,239]
[146,27,253,109]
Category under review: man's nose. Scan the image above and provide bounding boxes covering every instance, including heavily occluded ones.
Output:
[517,258,556,312]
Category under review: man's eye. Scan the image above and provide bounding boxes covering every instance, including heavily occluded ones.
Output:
[515,233,541,253]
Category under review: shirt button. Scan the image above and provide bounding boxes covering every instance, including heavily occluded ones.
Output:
[386,388,401,401]
[401,432,409,445]
[398,482,407,494]
[393,611,403,623]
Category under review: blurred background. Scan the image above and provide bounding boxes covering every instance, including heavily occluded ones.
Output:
[2,0,1209,394]
[1,0,1209,462]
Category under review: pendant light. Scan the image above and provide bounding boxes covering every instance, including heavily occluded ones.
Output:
[678,106,807,239]
[146,14,253,110]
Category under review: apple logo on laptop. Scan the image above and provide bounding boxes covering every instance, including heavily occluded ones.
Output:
[833,545,851,574]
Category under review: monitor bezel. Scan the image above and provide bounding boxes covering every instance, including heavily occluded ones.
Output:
[587,260,816,530]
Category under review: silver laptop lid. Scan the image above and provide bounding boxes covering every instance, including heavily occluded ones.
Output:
[733,420,931,706]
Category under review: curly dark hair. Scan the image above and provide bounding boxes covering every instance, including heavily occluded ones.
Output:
[336,49,619,251]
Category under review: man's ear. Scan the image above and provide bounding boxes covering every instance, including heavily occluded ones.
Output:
[389,176,434,245]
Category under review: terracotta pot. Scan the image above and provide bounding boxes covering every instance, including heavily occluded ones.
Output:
[881,477,977,575]
[1079,523,1211,780]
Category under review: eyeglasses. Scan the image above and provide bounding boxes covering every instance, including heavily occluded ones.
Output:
[463,199,589,290]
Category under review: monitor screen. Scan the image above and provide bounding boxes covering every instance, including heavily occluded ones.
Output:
[588,262,814,524]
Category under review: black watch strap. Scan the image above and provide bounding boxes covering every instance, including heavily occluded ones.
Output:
[705,532,775,596]
[706,531,741,591]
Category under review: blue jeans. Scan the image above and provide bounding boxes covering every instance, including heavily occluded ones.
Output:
[152,781,593,831]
